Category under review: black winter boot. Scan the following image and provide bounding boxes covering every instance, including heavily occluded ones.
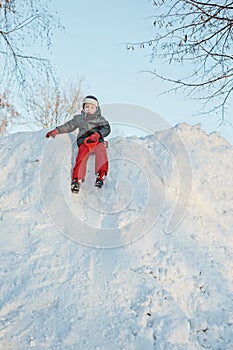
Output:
[95,172,106,188]
[71,179,82,193]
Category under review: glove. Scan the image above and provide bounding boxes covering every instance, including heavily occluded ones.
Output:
[46,128,59,138]
[87,132,100,143]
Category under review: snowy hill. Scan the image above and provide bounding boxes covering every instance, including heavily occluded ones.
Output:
[0,123,233,350]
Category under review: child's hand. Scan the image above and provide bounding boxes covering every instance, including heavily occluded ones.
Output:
[46,129,59,138]
[88,132,100,143]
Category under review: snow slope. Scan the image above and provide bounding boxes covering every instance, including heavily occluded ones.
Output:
[0,123,233,350]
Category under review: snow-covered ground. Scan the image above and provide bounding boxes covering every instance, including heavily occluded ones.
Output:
[0,123,233,350]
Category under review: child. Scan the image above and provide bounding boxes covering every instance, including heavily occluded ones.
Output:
[46,95,111,193]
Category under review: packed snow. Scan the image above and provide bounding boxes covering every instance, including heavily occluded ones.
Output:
[0,123,233,350]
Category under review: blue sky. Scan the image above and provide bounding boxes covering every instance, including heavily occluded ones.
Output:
[48,0,233,144]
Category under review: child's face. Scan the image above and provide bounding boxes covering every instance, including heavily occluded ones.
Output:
[84,103,97,115]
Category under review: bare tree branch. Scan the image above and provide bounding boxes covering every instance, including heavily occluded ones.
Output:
[29,79,86,128]
[0,0,61,104]
[127,0,233,120]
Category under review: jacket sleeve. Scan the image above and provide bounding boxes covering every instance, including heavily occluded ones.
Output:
[93,117,111,138]
[56,115,80,134]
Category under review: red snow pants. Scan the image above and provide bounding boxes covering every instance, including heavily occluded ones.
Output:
[72,142,108,181]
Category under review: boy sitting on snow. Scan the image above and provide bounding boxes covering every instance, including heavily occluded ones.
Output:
[46,95,111,193]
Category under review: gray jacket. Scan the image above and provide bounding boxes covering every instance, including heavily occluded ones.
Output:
[56,107,111,146]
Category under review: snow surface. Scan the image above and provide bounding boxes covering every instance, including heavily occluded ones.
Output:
[0,123,233,349]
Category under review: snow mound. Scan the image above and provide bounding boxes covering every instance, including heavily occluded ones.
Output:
[0,124,233,350]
